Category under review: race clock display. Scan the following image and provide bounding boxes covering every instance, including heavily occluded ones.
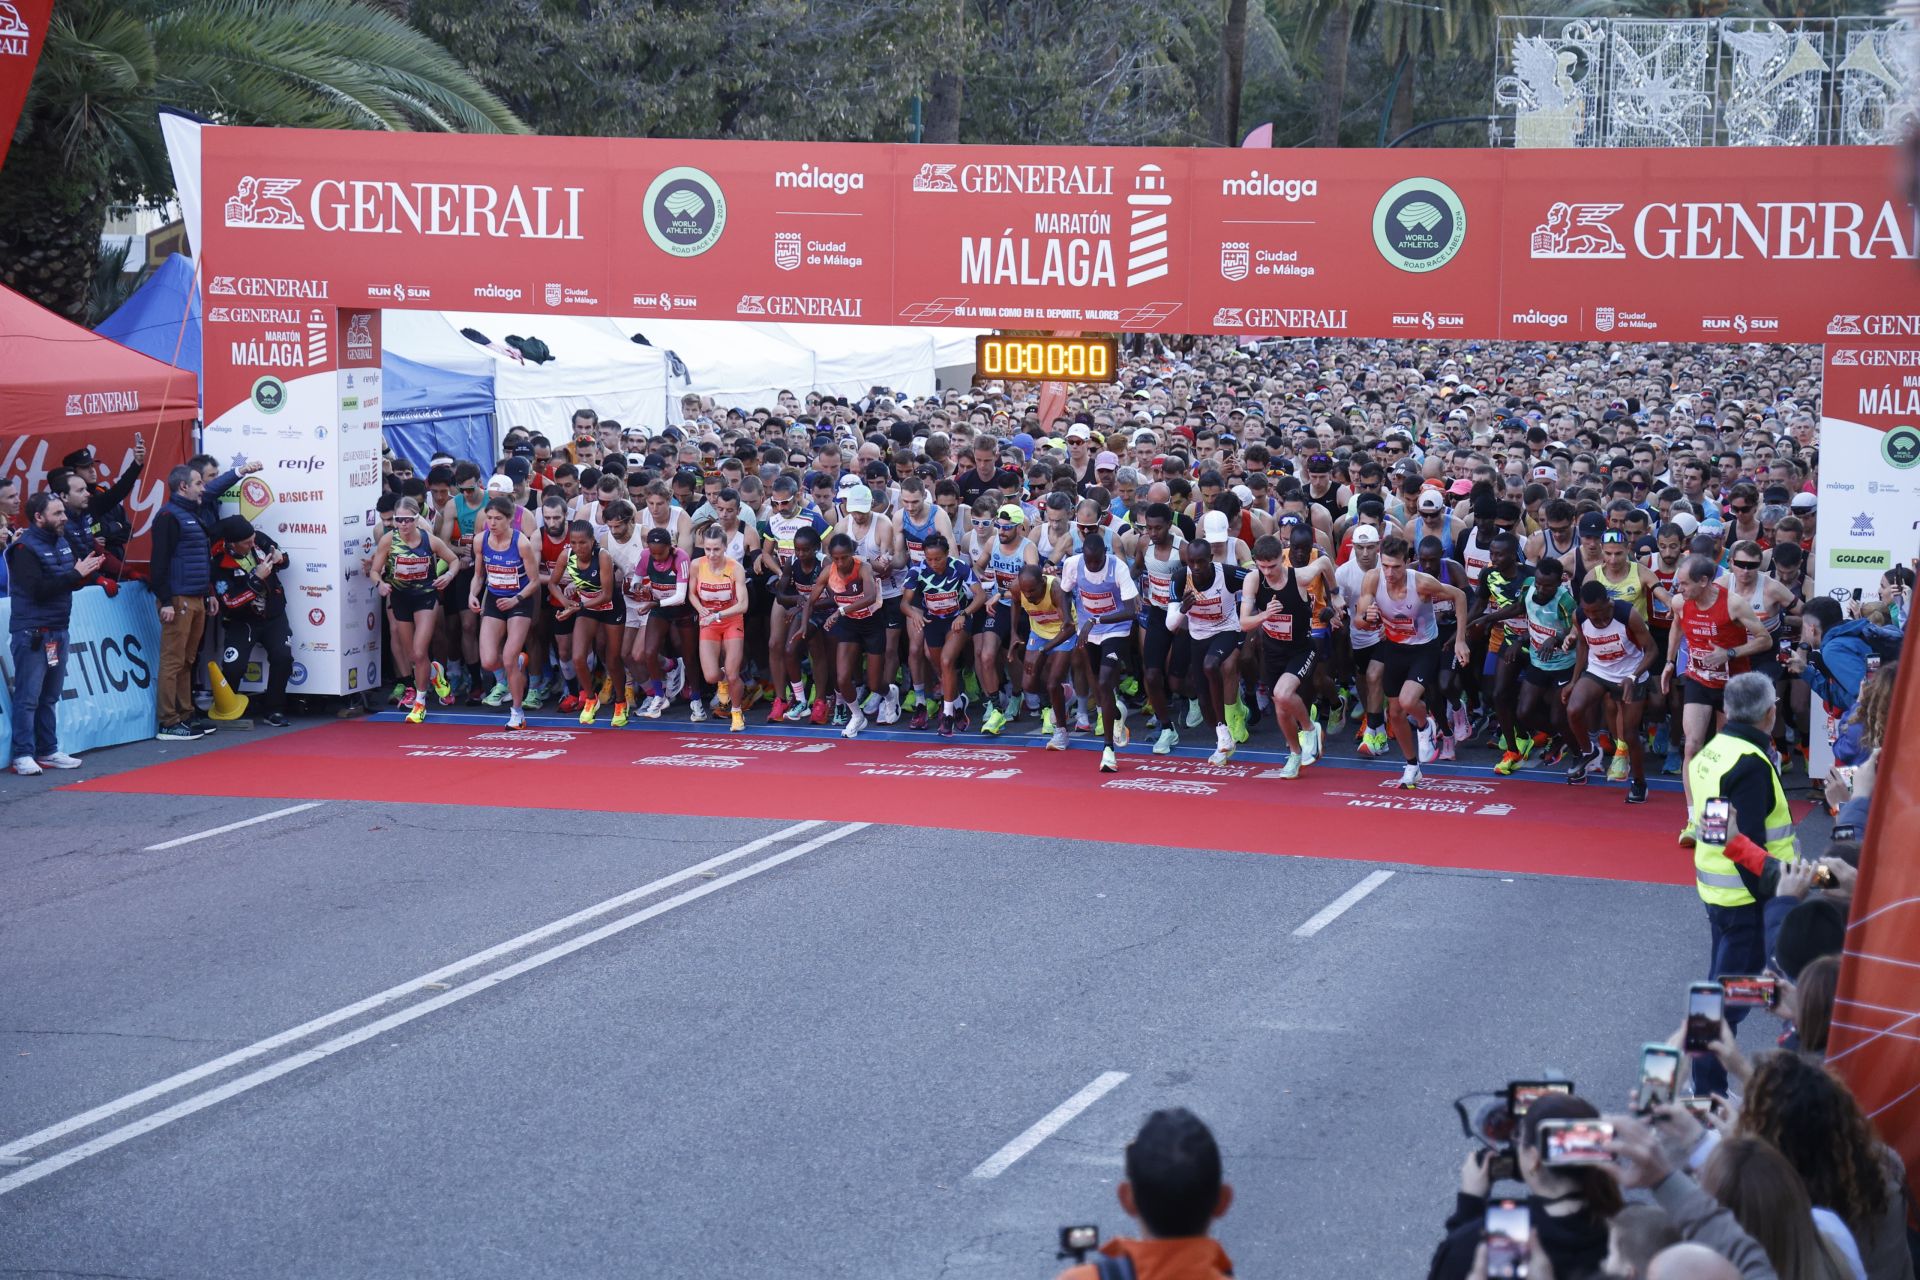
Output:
[974,335,1120,383]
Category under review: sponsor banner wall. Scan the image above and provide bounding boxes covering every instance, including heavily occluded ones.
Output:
[0,421,193,562]
[0,582,162,755]
[335,308,384,696]
[0,0,54,174]
[197,127,1907,362]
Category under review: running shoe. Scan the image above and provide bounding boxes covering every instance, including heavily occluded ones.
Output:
[1398,762,1422,790]
[878,684,901,725]
[1598,731,1615,758]
[768,697,790,723]
[1224,701,1249,744]
[407,697,428,725]
[1678,822,1696,847]
[1039,707,1056,736]
[784,698,813,723]
[1627,779,1649,804]
[1664,746,1684,775]
[1450,705,1471,742]
[579,698,600,726]
[981,705,1008,736]
[1185,699,1204,729]
[730,707,746,733]
[506,707,526,730]
[439,676,460,708]
[430,663,451,702]
[901,689,920,715]
[956,705,972,734]
[1299,721,1323,767]
[909,705,929,731]
[1278,752,1302,780]
[611,702,629,728]
[1073,707,1093,733]
[1539,740,1566,767]
[1327,698,1347,735]
[809,699,830,726]
[1099,747,1118,773]
[842,705,867,739]
[1355,724,1377,757]
[742,684,766,711]
[689,698,708,723]
[1650,722,1671,756]
[1366,727,1391,757]
[483,682,510,708]
[1046,728,1069,751]
[398,686,417,712]
[962,669,982,701]
[1566,743,1602,784]
[1607,748,1631,783]
[559,692,583,714]
[523,683,547,711]
[663,659,685,701]
[1112,706,1130,749]
[1118,676,1140,698]
[464,679,486,707]
[637,695,662,719]
[1153,727,1178,756]
[1436,735,1456,762]
[1494,750,1525,776]
[1416,717,1437,765]
[938,711,955,738]
[388,680,408,706]
[1210,724,1236,765]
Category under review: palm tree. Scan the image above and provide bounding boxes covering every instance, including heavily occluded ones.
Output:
[0,0,525,322]
[1300,0,1504,143]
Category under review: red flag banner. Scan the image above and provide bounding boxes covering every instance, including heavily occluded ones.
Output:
[1826,625,1920,1186]
[0,0,54,175]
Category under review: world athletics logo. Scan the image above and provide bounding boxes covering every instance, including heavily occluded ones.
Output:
[643,166,726,258]
[1373,178,1467,274]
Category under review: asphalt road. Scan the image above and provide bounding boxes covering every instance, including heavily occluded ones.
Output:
[0,718,1801,1279]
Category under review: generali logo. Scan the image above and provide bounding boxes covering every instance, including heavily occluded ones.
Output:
[64,390,141,416]
[221,174,584,239]
[207,275,330,299]
[1,0,33,57]
[1830,313,1920,336]
[1533,200,1914,261]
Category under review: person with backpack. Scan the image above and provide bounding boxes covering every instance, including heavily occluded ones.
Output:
[1055,1108,1235,1280]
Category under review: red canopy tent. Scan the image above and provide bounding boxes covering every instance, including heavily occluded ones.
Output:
[1,284,198,559]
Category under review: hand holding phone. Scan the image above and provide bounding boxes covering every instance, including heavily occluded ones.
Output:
[1684,982,1725,1053]
[1699,798,1731,846]
[1539,1118,1617,1166]
[1638,1043,1683,1108]
[1484,1200,1531,1279]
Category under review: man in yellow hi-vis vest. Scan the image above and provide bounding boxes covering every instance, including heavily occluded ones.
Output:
[1684,671,1798,1096]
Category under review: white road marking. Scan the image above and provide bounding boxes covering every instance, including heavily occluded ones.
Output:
[0,820,868,1196]
[970,1071,1130,1180]
[142,803,325,851]
[0,818,828,1163]
[1291,870,1395,938]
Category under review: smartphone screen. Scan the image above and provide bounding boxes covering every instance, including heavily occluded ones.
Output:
[1507,1081,1573,1118]
[1485,1199,1530,1279]
[1720,975,1779,1009]
[1699,798,1730,845]
[1541,1119,1616,1165]
[1685,983,1725,1052]
[1640,1044,1682,1106]
[1680,1096,1717,1120]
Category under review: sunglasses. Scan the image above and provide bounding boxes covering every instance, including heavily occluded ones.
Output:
[1732,559,1761,570]
[1727,504,1753,514]
[393,515,417,524]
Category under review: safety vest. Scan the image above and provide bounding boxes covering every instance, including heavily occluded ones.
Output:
[1687,733,1797,906]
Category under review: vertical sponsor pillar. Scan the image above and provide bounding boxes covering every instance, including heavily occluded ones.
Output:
[202,295,354,695]
[336,309,385,697]
[1809,341,1920,767]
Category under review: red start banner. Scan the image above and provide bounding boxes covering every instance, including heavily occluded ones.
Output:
[199,128,1912,347]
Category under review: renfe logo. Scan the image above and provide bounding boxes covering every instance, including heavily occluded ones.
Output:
[223,175,586,240]
[774,165,864,195]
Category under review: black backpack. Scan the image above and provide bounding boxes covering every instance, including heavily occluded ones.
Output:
[1091,1257,1136,1280]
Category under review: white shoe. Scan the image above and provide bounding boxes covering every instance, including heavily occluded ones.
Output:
[1211,724,1235,764]
[1112,705,1130,749]
[507,707,526,730]
[1399,762,1422,790]
[35,752,81,770]
[688,698,708,723]
[1416,717,1437,765]
[1072,709,1092,733]
[1153,728,1178,755]
[1278,752,1302,779]
[1185,699,1204,728]
[1046,728,1069,751]
[663,660,685,701]
[1299,723,1322,768]
[842,706,867,739]
[11,755,43,776]
[878,683,901,725]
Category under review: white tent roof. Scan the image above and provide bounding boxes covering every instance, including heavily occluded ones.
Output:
[381,310,671,436]
[592,318,815,413]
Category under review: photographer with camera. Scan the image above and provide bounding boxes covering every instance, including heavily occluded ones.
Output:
[1054,1108,1234,1280]
[1786,597,1902,721]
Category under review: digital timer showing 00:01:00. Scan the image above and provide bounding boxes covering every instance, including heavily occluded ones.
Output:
[974,336,1120,384]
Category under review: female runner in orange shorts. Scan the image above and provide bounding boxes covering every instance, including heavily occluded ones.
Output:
[692,524,750,731]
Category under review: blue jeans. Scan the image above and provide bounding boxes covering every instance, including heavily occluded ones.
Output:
[1693,900,1765,1096]
[8,627,69,762]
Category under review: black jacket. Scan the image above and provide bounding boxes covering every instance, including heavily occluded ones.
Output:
[87,459,142,554]
[1429,1192,1610,1280]
[1707,720,1783,901]
[212,532,288,621]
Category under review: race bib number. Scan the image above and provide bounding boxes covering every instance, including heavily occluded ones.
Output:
[1382,615,1416,644]
[1262,612,1295,642]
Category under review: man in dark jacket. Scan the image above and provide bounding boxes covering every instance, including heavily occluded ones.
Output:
[62,439,146,574]
[150,465,217,740]
[1789,595,1903,717]
[7,493,105,774]
[211,516,293,727]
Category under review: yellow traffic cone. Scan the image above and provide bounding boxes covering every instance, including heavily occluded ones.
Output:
[206,661,251,721]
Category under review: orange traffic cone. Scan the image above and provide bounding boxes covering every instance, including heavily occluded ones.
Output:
[206,660,251,721]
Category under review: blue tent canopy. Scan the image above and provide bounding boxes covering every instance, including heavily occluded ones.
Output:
[95,253,202,398]
[382,351,496,471]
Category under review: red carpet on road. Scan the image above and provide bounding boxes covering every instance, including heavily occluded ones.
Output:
[70,720,1696,885]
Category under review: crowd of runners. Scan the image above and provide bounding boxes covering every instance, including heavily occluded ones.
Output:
[361,336,1909,803]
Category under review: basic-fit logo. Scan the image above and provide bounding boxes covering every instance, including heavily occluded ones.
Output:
[643,166,726,257]
[1125,164,1172,287]
[1374,178,1466,273]
[224,177,305,229]
[251,375,288,414]
[1883,424,1920,470]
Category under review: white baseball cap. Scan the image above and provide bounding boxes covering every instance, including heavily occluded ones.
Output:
[1417,490,1445,514]
[1352,524,1381,546]
[1066,424,1092,441]
[844,484,873,514]
[486,475,514,494]
[1201,510,1231,543]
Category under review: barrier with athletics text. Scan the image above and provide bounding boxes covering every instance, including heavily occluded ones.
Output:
[0,582,161,756]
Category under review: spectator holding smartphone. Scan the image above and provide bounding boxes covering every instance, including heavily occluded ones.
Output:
[1698,1138,1861,1280]
[1430,1094,1620,1280]
[1596,1113,1777,1280]
[1788,598,1901,720]
[1054,1108,1234,1280]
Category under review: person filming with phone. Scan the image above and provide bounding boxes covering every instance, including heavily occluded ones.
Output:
[1054,1108,1234,1280]
[1787,596,1902,720]
[1684,670,1797,1099]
